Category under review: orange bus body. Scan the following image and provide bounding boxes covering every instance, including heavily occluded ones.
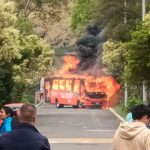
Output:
[44,76,106,108]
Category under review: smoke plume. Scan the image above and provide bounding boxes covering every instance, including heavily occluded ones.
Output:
[75,24,106,76]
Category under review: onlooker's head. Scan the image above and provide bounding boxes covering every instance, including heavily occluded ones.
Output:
[19,103,36,125]
[132,104,150,125]
[0,106,13,120]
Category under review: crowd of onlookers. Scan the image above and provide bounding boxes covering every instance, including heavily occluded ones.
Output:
[0,103,51,150]
[1,102,150,150]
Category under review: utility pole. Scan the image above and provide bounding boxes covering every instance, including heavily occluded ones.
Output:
[143,81,147,105]
[142,0,146,21]
[125,83,128,107]
[124,0,128,107]
[142,0,147,104]
[124,0,127,24]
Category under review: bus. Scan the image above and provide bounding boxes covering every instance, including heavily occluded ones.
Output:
[43,75,106,108]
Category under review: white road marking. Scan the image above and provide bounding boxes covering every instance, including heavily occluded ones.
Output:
[48,138,113,144]
[84,129,116,132]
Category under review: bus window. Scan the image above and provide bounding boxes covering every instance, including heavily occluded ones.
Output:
[52,80,59,90]
[45,81,50,90]
[45,81,50,97]
[59,80,65,90]
[74,80,80,93]
[66,80,72,91]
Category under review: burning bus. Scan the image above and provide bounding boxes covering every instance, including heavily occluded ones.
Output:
[39,25,121,108]
[44,75,107,108]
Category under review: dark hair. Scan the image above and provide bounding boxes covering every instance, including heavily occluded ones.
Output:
[2,106,17,117]
[132,104,150,120]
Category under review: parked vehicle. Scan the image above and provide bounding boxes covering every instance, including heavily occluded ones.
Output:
[4,103,24,116]
[43,75,106,108]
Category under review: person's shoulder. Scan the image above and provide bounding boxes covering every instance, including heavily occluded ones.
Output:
[141,128,150,137]
[36,132,49,142]
[38,133,48,139]
[144,129,150,141]
[5,116,12,121]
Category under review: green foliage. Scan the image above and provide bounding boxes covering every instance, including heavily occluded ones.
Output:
[11,81,35,103]
[14,0,69,20]
[114,96,143,118]
[0,0,17,28]
[0,62,14,102]
[16,17,33,35]
[0,0,20,103]
[71,0,97,32]
[0,0,54,104]
[124,17,150,83]
[13,35,54,85]
[10,81,26,102]
[0,27,21,61]
[71,0,143,41]
[114,102,128,118]
[125,96,143,112]
[102,40,125,80]
[0,0,21,62]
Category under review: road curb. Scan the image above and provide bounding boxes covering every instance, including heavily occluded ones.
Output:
[35,100,45,108]
[109,108,125,122]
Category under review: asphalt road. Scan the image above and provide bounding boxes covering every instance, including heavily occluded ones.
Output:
[36,103,121,150]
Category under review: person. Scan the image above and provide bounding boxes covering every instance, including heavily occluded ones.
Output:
[125,112,133,122]
[113,104,150,150]
[0,103,51,150]
[125,105,150,128]
[0,106,14,136]
[11,110,20,130]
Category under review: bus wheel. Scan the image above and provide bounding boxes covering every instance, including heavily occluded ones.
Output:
[56,100,61,108]
[72,105,77,108]
[77,100,83,108]
[61,104,64,108]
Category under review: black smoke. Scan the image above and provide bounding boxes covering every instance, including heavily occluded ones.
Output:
[75,24,106,75]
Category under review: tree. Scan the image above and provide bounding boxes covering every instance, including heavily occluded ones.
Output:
[124,18,150,83]
[12,35,54,102]
[102,41,126,80]
[13,35,54,85]
[14,0,73,46]
[71,0,97,32]
[71,0,144,41]
[14,0,69,20]
[0,0,21,61]
[0,0,54,103]
[0,0,21,103]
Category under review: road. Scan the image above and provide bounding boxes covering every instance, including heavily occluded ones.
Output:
[36,103,121,150]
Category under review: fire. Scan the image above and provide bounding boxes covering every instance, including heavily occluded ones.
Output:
[84,75,121,102]
[54,54,121,109]
[60,54,80,74]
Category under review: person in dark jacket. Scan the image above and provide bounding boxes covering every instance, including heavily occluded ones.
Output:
[0,103,51,150]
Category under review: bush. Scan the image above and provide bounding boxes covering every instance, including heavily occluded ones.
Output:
[125,96,143,112]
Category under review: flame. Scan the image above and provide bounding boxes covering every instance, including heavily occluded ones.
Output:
[45,81,50,97]
[60,55,80,74]
[52,54,121,109]
[84,75,121,109]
